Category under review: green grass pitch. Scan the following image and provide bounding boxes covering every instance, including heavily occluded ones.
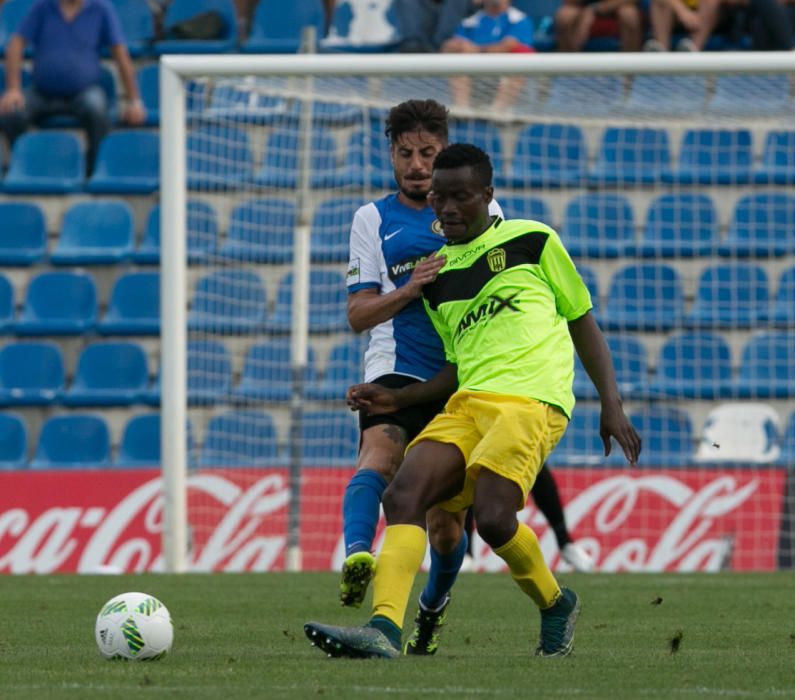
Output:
[1,572,794,699]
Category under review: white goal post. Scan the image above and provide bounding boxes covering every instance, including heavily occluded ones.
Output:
[160,52,795,574]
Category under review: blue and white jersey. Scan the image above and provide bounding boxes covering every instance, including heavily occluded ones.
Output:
[346,193,503,383]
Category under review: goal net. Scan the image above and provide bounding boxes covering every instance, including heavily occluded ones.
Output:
[160,53,795,573]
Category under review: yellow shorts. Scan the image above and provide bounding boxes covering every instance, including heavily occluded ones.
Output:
[407,390,568,513]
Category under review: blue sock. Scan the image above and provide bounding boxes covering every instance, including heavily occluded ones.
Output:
[342,469,388,557]
[420,530,468,610]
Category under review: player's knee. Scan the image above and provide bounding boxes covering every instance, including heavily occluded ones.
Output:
[427,514,462,555]
[472,503,516,549]
[382,480,423,521]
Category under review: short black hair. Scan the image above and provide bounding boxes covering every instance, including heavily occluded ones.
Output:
[433,143,493,188]
[385,99,449,144]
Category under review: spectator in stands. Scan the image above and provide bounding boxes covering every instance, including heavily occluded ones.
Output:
[726,0,795,50]
[0,0,146,173]
[396,0,475,52]
[441,0,534,110]
[643,0,719,50]
[555,0,643,52]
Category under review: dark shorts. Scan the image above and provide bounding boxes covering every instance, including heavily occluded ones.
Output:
[358,374,447,442]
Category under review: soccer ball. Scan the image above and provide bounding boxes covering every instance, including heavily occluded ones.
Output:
[95,592,173,661]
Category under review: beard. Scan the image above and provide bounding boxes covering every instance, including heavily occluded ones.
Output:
[401,187,430,202]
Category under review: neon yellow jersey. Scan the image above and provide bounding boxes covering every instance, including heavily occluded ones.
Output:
[423,217,593,418]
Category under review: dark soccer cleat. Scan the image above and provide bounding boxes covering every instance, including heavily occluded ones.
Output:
[404,594,450,656]
[304,621,400,659]
[339,551,376,608]
[535,587,581,658]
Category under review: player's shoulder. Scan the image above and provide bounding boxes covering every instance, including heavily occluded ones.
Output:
[499,217,557,237]
[506,6,529,23]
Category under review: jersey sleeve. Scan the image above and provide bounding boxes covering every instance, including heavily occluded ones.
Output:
[346,203,383,294]
[540,229,593,321]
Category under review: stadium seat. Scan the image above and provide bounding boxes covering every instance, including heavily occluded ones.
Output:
[116,413,194,467]
[0,0,34,57]
[50,200,134,265]
[345,124,393,188]
[242,0,326,53]
[772,267,795,327]
[64,342,149,406]
[306,335,367,401]
[0,275,13,333]
[205,78,296,125]
[601,264,684,332]
[629,193,718,258]
[685,264,769,329]
[538,75,623,117]
[218,198,296,264]
[0,412,27,469]
[695,402,781,464]
[665,128,753,186]
[0,341,64,405]
[135,200,219,264]
[0,201,47,265]
[573,334,648,401]
[15,271,97,335]
[265,270,349,334]
[379,76,453,110]
[548,407,606,467]
[719,193,795,258]
[136,64,160,125]
[31,414,111,469]
[501,123,586,188]
[310,197,365,263]
[86,131,159,193]
[310,77,370,127]
[561,193,635,258]
[649,332,733,400]
[629,406,694,468]
[253,127,341,189]
[497,195,552,223]
[735,332,795,399]
[623,75,707,118]
[109,0,155,57]
[232,340,317,403]
[187,125,253,190]
[187,339,232,405]
[155,0,238,54]
[3,131,84,193]
[99,272,160,335]
[321,0,401,53]
[199,410,281,467]
[588,127,672,186]
[300,410,359,465]
[707,75,792,118]
[754,130,795,185]
[778,412,795,466]
[188,270,266,333]
[450,119,506,176]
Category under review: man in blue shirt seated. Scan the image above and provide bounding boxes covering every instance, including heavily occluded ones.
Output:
[0,0,146,173]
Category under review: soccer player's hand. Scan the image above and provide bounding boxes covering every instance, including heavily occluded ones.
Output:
[0,88,24,114]
[346,383,401,415]
[599,402,642,466]
[404,252,446,298]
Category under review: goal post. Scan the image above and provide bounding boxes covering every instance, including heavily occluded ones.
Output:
[160,52,795,574]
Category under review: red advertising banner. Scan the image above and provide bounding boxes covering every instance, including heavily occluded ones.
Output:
[0,467,786,574]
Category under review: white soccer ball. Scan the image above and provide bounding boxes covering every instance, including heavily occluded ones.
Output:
[95,592,173,661]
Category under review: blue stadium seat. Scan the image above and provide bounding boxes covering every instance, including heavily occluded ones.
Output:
[629,406,693,468]
[86,131,159,193]
[310,77,369,127]
[0,275,13,333]
[649,332,733,400]
[772,267,795,327]
[310,197,364,263]
[188,270,266,333]
[629,193,718,258]
[450,119,506,176]
[205,78,296,125]
[778,412,795,465]
[199,410,281,467]
[136,64,160,125]
[685,264,770,329]
[31,414,111,469]
[601,264,684,332]
[665,128,753,186]
[15,271,97,335]
[265,270,349,334]
[0,412,27,468]
[300,410,359,465]
[109,0,155,57]
[497,195,552,223]
[99,272,160,336]
[188,340,232,405]
[548,407,606,467]
[135,200,219,264]
[502,123,586,188]
[3,131,84,193]
[589,127,672,186]
[218,198,296,264]
[0,201,47,265]
[306,336,367,401]
[242,0,326,53]
[561,193,635,258]
[623,75,707,118]
[64,342,149,406]
[735,332,795,399]
[50,200,134,265]
[321,0,401,52]
[0,341,64,405]
[577,264,599,319]
[539,76,623,117]
[719,193,795,258]
[754,130,795,185]
[0,0,34,57]
[232,340,317,403]
[187,125,253,190]
[116,413,194,467]
[155,0,238,53]
[344,124,393,188]
[707,75,792,117]
[573,335,648,401]
[253,127,341,189]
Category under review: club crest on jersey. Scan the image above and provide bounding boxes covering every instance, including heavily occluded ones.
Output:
[487,248,506,272]
[431,219,444,235]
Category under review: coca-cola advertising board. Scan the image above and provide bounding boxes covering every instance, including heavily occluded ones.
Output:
[0,467,787,574]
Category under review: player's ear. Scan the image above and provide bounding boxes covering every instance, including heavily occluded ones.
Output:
[483,186,494,203]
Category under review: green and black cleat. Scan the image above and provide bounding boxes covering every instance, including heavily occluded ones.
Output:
[404,594,450,656]
[339,551,376,608]
[304,621,400,659]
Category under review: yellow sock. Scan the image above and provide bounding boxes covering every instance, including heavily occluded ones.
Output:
[494,523,560,609]
[372,524,427,629]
